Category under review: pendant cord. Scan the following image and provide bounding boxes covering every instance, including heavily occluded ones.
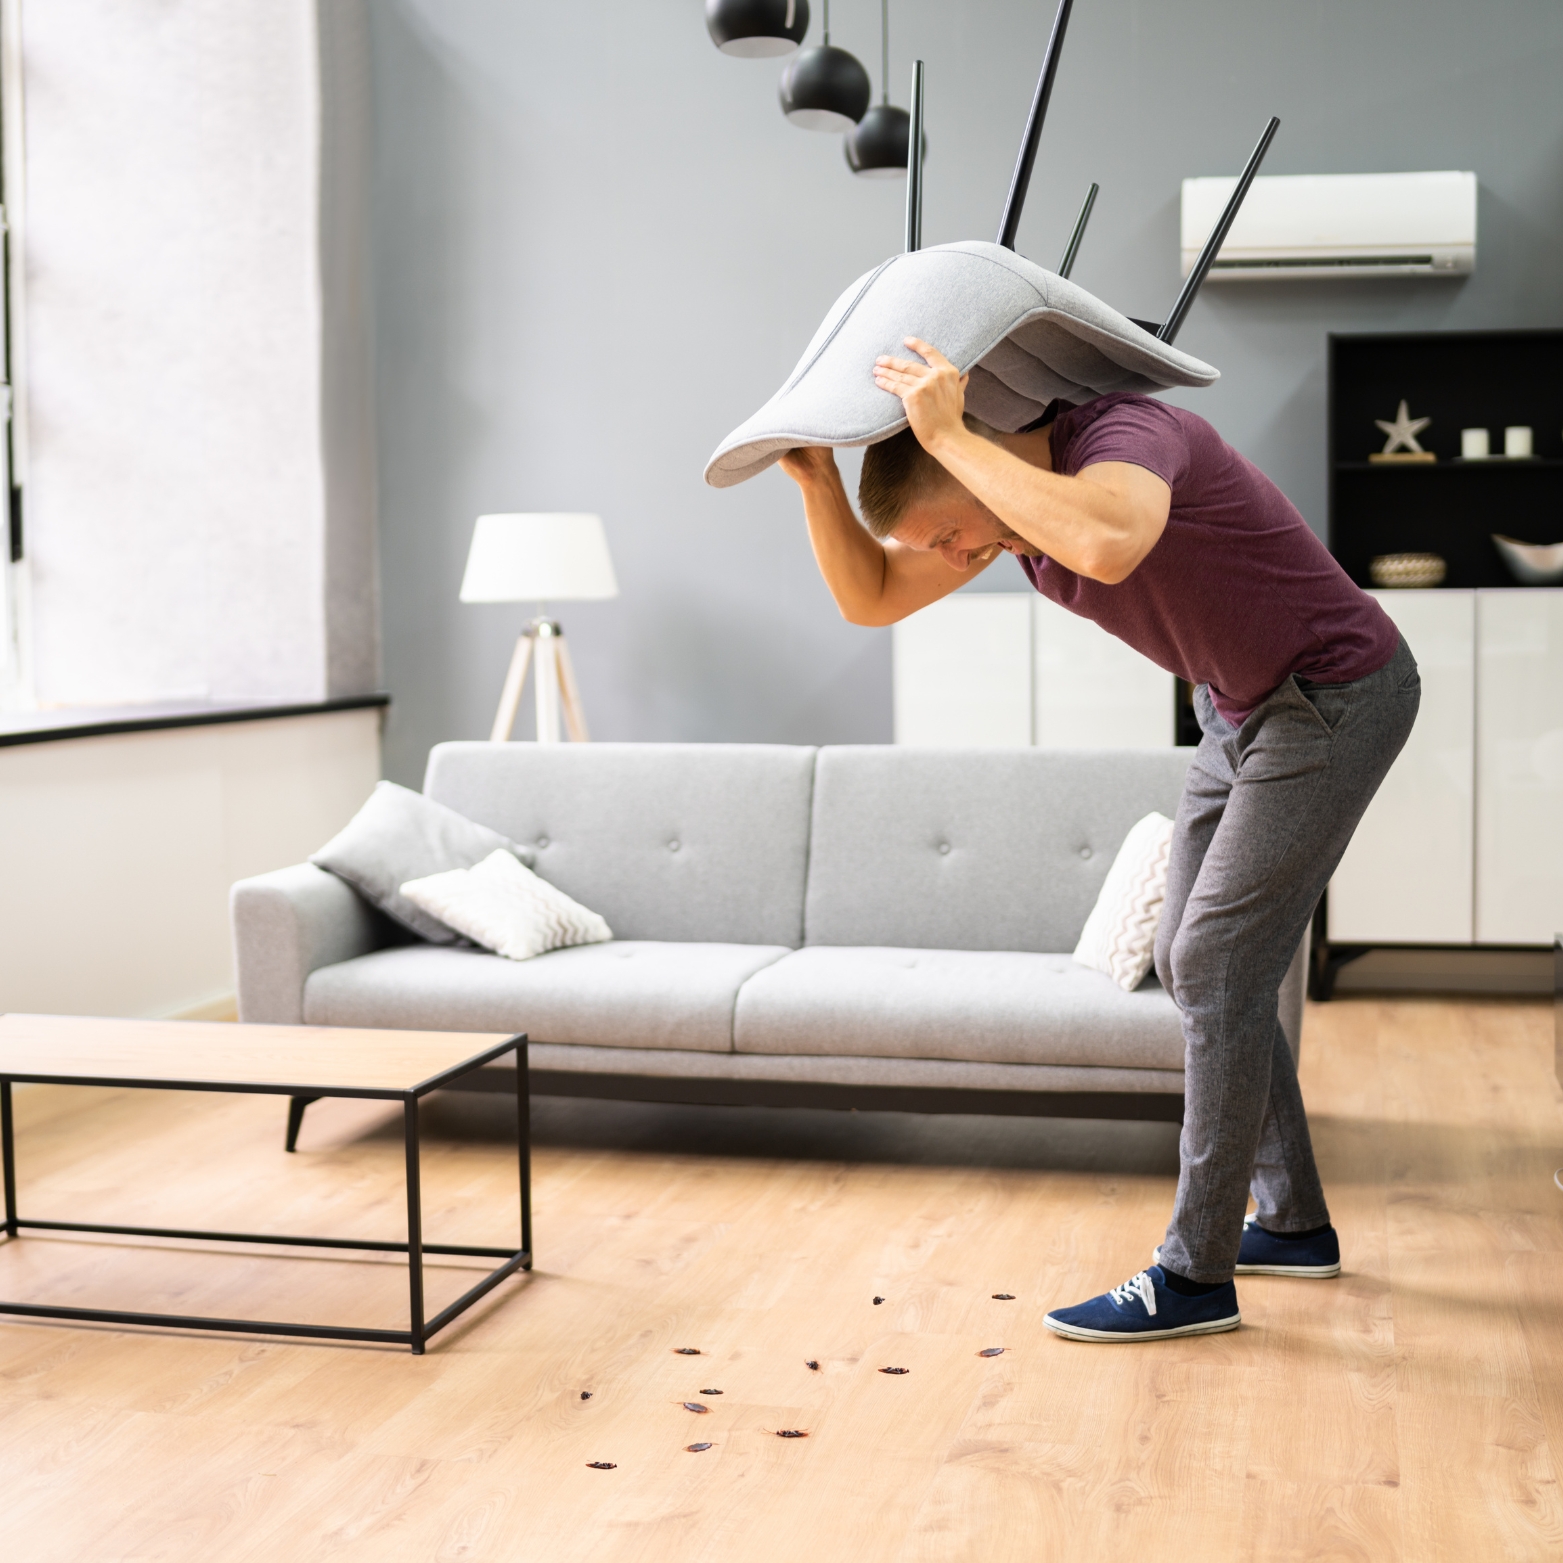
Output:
[881,0,889,103]
[823,0,830,47]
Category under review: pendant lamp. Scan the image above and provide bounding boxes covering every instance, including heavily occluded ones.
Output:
[706,0,809,58]
[778,0,870,131]
[845,0,918,176]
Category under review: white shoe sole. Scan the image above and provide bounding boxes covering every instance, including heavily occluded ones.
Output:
[1234,1260,1341,1277]
[1043,1311,1241,1343]
[1153,1244,1341,1280]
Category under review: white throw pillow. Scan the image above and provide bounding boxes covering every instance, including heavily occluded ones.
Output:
[400,850,612,962]
[1073,812,1176,992]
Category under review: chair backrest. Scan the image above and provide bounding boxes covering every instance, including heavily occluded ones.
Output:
[803,746,1192,953]
[423,742,816,946]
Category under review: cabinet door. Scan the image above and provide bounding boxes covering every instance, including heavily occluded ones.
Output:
[1475,589,1563,945]
[892,594,1033,746]
[1329,590,1474,945]
[1032,597,1174,748]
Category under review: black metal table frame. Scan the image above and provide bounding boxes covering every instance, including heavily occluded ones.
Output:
[0,1034,531,1355]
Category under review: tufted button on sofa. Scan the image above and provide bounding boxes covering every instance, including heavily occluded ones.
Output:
[231,744,1306,1123]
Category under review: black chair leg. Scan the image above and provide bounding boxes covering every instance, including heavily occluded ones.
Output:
[285,1095,321,1152]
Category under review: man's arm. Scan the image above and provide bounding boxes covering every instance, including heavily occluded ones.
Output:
[873,338,1171,584]
[777,446,996,627]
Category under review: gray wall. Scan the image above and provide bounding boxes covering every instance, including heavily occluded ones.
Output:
[369,0,1563,784]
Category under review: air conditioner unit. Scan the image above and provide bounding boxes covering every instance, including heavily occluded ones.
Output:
[1180,170,1476,281]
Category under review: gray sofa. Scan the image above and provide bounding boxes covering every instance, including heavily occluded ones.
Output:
[231,743,1306,1124]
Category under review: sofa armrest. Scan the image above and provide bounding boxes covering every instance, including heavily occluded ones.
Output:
[231,863,389,1025]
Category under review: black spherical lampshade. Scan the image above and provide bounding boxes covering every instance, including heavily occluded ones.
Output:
[779,44,871,131]
[845,102,916,177]
[706,0,809,58]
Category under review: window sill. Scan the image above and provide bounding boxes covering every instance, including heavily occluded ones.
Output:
[0,694,389,748]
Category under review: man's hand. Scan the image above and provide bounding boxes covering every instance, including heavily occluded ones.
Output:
[778,445,839,487]
[872,337,968,451]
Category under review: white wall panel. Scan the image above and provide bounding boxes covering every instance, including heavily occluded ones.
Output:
[893,594,1032,747]
[0,710,380,1018]
[1033,597,1174,748]
[1475,589,1563,945]
[1329,590,1474,945]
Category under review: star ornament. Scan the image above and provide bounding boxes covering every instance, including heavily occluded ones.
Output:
[1376,400,1432,455]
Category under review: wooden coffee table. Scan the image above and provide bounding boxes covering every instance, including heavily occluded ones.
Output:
[0,1014,530,1354]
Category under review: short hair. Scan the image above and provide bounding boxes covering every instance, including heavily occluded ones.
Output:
[857,416,1004,538]
[858,428,942,538]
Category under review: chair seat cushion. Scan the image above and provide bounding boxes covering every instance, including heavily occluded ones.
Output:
[732,946,1184,1069]
[303,941,792,1053]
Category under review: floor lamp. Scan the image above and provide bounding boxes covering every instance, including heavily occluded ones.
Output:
[459,513,619,743]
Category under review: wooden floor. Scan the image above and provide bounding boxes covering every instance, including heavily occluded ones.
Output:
[1,998,1561,1561]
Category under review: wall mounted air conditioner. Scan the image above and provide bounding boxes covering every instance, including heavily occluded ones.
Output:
[1180,170,1477,281]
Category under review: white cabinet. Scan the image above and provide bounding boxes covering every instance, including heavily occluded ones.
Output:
[1475,590,1563,944]
[892,594,1033,747]
[1328,590,1474,944]
[893,592,1174,749]
[1033,595,1175,748]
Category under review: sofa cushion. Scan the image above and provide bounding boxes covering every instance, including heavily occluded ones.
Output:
[732,946,1185,1070]
[422,742,815,947]
[303,940,792,1053]
[803,747,1192,953]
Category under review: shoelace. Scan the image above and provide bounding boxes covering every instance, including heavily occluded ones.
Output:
[1107,1271,1158,1317]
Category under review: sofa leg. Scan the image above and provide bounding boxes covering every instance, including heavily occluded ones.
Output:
[285,1095,321,1153]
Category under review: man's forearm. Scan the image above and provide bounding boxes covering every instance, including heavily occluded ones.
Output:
[798,470,891,623]
[926,427,1155,583]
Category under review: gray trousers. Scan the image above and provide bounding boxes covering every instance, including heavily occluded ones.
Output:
[1153,636,1420,1282]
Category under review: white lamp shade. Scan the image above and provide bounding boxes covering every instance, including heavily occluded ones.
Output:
[459,513,619,603]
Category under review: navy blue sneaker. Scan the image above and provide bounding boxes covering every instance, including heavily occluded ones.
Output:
[1044,1266,1240,1343]
[1154,1218,1341,1278]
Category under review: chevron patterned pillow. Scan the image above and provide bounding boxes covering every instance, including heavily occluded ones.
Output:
[1072,812,1175,992]
[400,849,612,962]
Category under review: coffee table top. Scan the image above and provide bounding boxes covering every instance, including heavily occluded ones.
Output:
[0,1015,521,1096]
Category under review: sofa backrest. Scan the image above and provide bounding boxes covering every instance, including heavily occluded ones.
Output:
[424,742,816,946]
[803,746,1192,954]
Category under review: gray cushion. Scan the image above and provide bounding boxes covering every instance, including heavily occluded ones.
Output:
[733,947,1185,1069]
[422,742,816,946]
[803,747,1192,953]
[303,940,793,1053]
[310,780,532,944]
[703,241,1219,488]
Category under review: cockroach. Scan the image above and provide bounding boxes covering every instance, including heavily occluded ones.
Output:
[682,1401,710,1414]
[674,1347,702,1355]
[699,1388,723,1395]
[879,1366,909,1375]
[872,1296,885,1305]
[586,1462,616,1470]
[992,1293,1016,1300]
[776,1429,808,1438]
[685,1442,714,1453]
[580,1391,593,1400]
[978,1347,1006,1357]
[805,1360,821,1371]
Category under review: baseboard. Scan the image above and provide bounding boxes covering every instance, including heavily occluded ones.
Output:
[1330,948,1551,996]
[158,991,239,1022]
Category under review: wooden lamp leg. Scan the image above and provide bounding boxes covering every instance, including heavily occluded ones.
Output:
[556,635,591,742]
[490,631,534,743]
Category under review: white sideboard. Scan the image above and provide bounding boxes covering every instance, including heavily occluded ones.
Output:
[894,586,1563,950]
[1330,587,1563,949]
[893,592,1174,749]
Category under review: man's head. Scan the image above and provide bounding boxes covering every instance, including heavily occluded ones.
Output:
[858,423,1042,571]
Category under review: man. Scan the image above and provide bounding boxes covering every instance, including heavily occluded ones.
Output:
[778,337,1418,1342]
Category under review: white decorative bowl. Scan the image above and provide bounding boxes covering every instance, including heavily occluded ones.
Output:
[1492,534,1563,585]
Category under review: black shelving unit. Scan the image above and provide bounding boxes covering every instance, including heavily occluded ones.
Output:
[1312,329,1563,998]
[1329,329,1563,589]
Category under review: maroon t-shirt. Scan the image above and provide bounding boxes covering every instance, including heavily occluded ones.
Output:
[1018,394,1398,724]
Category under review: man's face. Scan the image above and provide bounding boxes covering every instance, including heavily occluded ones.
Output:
[890,482,1042,571]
